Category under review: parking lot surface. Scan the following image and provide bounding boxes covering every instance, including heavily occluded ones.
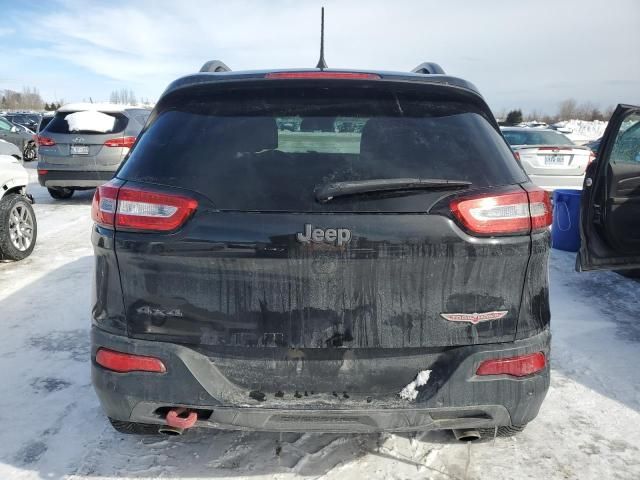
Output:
[1,165,639,480]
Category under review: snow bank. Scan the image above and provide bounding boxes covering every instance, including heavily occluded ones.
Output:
[65,110,115,133]
[553,120,608,144]
[399,370,431,401]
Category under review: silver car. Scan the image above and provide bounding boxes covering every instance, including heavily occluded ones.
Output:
[501,127,594,191]
[37,103,150,199]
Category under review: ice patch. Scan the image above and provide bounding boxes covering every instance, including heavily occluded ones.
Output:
[399,369,431,401]
[65,110,115,133]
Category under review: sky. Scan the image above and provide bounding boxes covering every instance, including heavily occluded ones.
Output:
[0,0,639,114]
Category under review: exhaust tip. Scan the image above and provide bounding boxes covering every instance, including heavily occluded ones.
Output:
[158,426,184,436]
[452,429,481,442]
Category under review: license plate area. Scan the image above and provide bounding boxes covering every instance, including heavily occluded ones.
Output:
[543,154,567,166]
[70,145,89,155]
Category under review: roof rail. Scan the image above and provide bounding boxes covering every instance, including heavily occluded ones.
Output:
[199,60,232,73]
[411,62,445,75]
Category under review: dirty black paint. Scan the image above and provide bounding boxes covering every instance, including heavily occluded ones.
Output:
[113,212,531,349]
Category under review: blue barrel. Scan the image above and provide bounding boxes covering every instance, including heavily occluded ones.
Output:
[552,189,582,252]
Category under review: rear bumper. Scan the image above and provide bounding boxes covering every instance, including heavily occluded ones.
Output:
[92,327,550,433]
[37,167,114,188]
[528,173,584,191]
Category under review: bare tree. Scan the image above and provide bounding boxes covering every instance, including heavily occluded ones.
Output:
[558,99,578,120]
[109,88,138,105]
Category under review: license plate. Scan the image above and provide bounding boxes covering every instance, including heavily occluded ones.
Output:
[544,155,566,165]
[70,145,89,155]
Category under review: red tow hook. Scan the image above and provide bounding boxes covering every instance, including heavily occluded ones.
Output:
[165,408,198,430]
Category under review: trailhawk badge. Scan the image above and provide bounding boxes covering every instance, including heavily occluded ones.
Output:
[440,310,508,325]
[296,224,352,246]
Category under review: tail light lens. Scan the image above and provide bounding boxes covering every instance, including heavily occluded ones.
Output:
[513,151,521,162]
[588,151,596,165]
[91,180,198,232]
[96,348,166,373]
[104,136,136,148]
[526,187,553,232]
[450,187,552,236]
[91,180,120,227]
[36,135,56,146]
[37,169,48,176]
[476,352,546,377]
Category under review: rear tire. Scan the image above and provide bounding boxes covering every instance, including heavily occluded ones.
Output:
[47,187,74,200]
[108,418,160,435]
[479,424,527,438]
[0,193,37,261]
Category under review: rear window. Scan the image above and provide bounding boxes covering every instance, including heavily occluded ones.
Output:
[119,85,526,212]
[503,130,574,146]
[45,111,128,135]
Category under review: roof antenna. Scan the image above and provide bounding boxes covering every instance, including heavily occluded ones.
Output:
[316,7,328,70]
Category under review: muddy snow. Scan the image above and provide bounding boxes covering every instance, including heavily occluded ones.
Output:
[1,164,639,479]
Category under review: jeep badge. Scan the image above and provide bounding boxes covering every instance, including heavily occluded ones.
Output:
[296,224,352,246]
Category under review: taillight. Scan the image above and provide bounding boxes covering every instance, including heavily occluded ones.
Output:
[91,181,198,232]
[95,348,166,373]
[265,71,381,80]
[513,151,521,161]
[450,187,552,236]
[116,187,198,231]
[450,190,531,235]
[104,136,136,148]
[37,169,48,176]
[526,187,553,231]
[588,151,596,165]
[91,180,120,228]
[476,352,546,377]
[36,135,56,146]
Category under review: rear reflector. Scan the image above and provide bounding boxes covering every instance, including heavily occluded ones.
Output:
[450,187,552,236]
[36,135,56,146]
[476,352,546,377]
[265,72,381,80]
[95,348,166,373]
[104,136,136,148]
[91,180,198,232]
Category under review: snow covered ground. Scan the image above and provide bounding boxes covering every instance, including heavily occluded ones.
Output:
[553,120,608,144]
[1,165,639,479]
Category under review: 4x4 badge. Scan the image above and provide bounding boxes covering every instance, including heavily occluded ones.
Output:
[440,310,508,325]
[296,224,352,246]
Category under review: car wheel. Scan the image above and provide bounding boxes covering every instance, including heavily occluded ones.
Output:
[47,187,74,200]
[108,418,161,435]
[23,144,37,161]
[479,424,527,438]
[0,193,37,261]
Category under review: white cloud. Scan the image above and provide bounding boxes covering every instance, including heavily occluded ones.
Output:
[0,27,16,36]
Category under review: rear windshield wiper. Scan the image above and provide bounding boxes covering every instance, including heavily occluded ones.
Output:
[315,178,472,203]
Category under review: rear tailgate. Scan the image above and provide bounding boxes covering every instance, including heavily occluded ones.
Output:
[39,111,128,168]
[114,81,531,349]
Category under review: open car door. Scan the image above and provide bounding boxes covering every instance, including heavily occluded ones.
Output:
[578,104,640,271]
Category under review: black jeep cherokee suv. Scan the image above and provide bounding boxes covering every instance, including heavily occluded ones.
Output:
[91,62,552,438]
